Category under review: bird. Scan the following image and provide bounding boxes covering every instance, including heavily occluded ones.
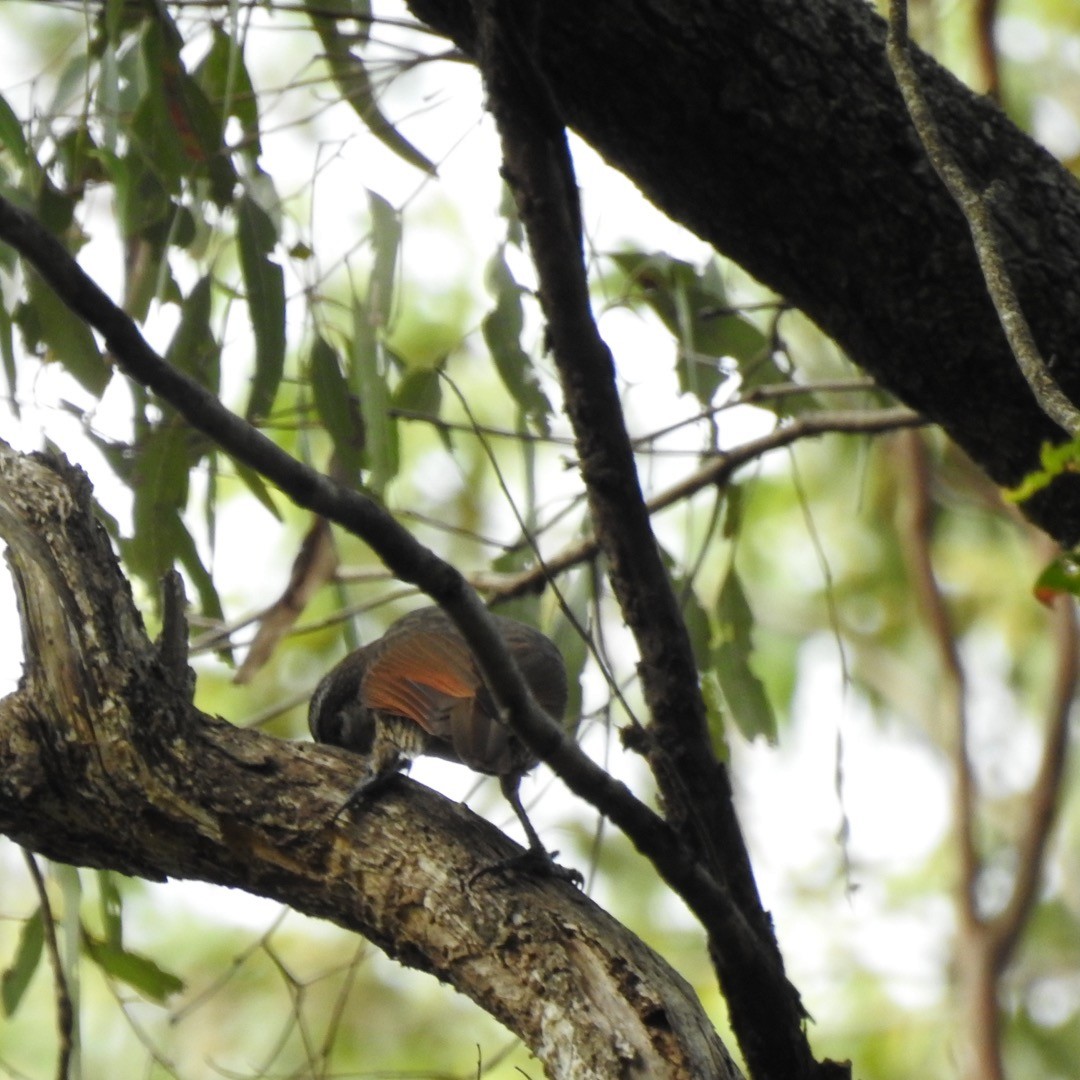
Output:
[308,605,573,875]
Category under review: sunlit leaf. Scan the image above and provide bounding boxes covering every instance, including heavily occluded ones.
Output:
[311,335,365,477]
[1,908,43,1017]
[82,933,184,1003]
[714,566,777,743]
[0,92,28,168]
[351,300,398,495]
[303,0,435,175]
[368,190,400,328]
[19,269,110,396]
[238,195,285,422]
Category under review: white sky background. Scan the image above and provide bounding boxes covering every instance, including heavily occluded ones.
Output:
[0,0,970,1038]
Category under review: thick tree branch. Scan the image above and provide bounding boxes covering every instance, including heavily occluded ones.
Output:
[0,442,739,1080]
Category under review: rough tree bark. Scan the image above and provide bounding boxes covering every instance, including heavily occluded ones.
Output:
[0,441,740,1080]
[407,0,1080,542]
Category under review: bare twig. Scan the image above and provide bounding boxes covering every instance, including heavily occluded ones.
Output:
[484,407,924,603]
[886,0,1080,437]
[21,852,74,1080]
[987,550,1078,964]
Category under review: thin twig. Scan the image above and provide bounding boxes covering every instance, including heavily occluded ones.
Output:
[21,852,74,1080]
[484,406,925,602]
[886,0,1080,437]
[987,553,1078,965]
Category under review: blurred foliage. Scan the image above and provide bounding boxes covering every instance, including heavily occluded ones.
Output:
[1,1,1080,1078]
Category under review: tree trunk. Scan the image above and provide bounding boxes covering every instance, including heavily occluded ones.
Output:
[408,0,1080,542]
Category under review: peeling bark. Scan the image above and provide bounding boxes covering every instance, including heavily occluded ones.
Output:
[0,441,740,1080]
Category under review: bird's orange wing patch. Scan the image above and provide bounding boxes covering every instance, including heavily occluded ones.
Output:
[362,630,480,736]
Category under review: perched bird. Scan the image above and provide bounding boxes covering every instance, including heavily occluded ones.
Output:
[309,605,569,867]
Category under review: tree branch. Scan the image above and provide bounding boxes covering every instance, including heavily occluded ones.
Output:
[0,441,739,1080]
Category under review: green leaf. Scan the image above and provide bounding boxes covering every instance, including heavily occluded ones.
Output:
[174,514,225,625]
[0,91,28,168]
[21,270,110,397]
[700,670,730,761]
[97,871,123,950]
[166,275,219,392]
[368,190,400,328]
[303,0,435,175]
[1033,550,1080,603]
[482,248,552,433]
[0,295,16,417]
[1,908,44,1017]
[196,27,262,162]
[350,300,398,495]
[238,195,286,422]
[311,335,365,476]
[82,933,184,1003]
[714,566,777,743]
[1006,438,1080,504]
[126,423,194,584]
[611,251,768,406]
[232,459,282,521]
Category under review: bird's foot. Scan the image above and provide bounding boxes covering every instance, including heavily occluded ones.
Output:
[469,845,584,888]
[318,769,397,831]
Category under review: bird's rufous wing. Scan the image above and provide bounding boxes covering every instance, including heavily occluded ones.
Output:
[360,628,480,738]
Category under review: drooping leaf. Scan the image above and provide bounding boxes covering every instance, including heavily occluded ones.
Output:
[350,300,398,495]
[82,933,184,1003]
[97,871,123,950]
[1,908,44,1017]
[611,251,769,406]
[238,195,286,422]
[126,422,194,586]
[0,91,28,168]
[303,0,435,175]
[482,247,552,434]
[19,269,110,397]
[0,294,16,417]
[131,19,237,205]
[367,190,400,328]
[311,335,365,477]
[714,565,777,743]
[233,459,282,521]
[195,27,262,163]
[166,275,219,392]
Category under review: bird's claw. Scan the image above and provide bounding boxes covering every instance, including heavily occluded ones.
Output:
[469,846,584,888]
